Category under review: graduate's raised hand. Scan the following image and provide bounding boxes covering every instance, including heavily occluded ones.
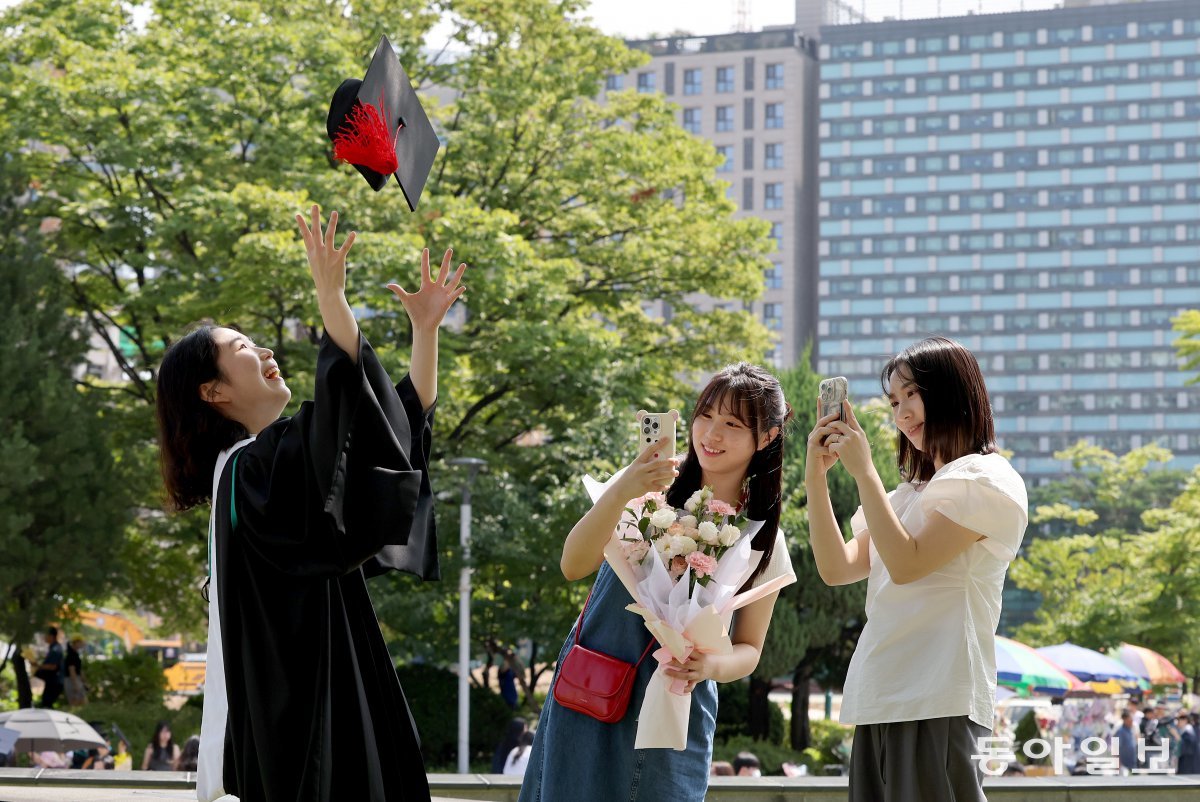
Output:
[296,204,357,297]
[387,248,467,333]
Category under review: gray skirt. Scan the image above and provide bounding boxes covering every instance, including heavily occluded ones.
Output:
[849,716,989,802]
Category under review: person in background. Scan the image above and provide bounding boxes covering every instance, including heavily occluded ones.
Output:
[112,738,133,771]
[1115,711,1138,775]
[1176,712,1198,775]
[64,637,86,706]
[175,735,200,772]
[493,718,527,774]
[732,751,761,777]
[710,761,734,776]
[141,721,179,771]
[503,731,535,777]
[31,626,65,708]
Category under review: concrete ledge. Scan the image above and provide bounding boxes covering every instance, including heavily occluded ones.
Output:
[1,768,1198,801]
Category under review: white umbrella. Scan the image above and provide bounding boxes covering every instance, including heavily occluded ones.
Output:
[0,708,107,752]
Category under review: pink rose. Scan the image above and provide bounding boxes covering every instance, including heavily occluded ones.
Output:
[669,555,688,581]
[706,499,737,517]
[636,491,667,507]
[685,551,718,579]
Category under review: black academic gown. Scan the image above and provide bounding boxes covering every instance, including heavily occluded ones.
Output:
[213,333,438,802]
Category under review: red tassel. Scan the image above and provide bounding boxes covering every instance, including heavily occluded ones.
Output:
[333,98,398,176]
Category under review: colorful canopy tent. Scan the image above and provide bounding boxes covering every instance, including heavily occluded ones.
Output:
[1110,643,1187,687]
[995,636,1089,696]
[1036,642,1149,694]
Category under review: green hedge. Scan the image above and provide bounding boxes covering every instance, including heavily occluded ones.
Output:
[84,652,167,706]
[395,663,517,772]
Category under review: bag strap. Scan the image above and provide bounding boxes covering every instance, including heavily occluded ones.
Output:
[574,584,656,668]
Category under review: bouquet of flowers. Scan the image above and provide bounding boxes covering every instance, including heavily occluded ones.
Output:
[582,474,793,750]
[617,486,748,590]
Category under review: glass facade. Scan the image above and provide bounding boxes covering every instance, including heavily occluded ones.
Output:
[818,1,1200,493]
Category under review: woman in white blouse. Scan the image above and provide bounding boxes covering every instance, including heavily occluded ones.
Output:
[806,336,1028,802]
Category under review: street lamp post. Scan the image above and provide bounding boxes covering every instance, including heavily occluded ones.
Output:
[449,457,486,775]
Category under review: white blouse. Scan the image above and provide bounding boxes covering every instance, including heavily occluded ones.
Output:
[839,452,1028,730]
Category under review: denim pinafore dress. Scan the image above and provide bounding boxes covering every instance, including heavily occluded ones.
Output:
[518,561,717,802]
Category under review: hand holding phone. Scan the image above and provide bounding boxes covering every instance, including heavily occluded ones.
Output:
[636,409,680,460]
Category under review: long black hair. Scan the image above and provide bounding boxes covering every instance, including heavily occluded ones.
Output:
[148,720,175,763]
[155,324,249,511]
[880,336,996,483]
[666,362,792,586]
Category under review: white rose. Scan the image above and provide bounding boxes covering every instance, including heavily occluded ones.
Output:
[670,534,699,556]
[678,515,699,530]
[649,508,677,530]
[718,523,742,547]
[697,521,720,545]
[654,537,672,555]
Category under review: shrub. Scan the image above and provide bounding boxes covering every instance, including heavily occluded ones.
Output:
[84,652,166,706]
[395,663,516,771]
[808,718,853,771]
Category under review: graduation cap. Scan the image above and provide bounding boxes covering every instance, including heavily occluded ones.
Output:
[327,35,439,211]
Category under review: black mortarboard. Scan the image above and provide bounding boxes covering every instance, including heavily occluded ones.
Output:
[326,35,439,211]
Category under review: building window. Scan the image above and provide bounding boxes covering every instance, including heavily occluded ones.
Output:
[964,33,991,50]
[964,72,992,90]
[918,36,947,54]
[715,145,733,172]
[605,74,624,91]
[878,197,905,215]
[919,75,948,93]
[764,182,784,209]
[683,68,702,95]
[832,42,861,58]
[876,157,905,175]
[832,120,862,137]
[1006,190,1037,209]
[1006,70,1035,88]
[1095,64,1125,81]
[1048,66,1082,85]
[833,80,864,98]
[770,222,783,249]
[1009,31,1034,47]
[1095,105,1126,122]
[682,108,701,134]
[716,105,734,132]
[876,78,905,95]
[764,265,783,289]
[637,71,656,93]
[879,40,904,56]
[1141,61,1173,79]
[962,112,994,130]
[1049,107,1080,124]
[1052,27,1081,44]
[764,143,783,169]
[830,199,860,217]
[765,63,784,89]
[960,154,988,172]
[716,66,734,93]
[1094,24,1128,42]
[763,303,782,330]
[917,195,946,213]
[918,115,949,132]
[765,103,784,129]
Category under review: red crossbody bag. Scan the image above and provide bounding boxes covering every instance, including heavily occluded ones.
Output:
[552,585,656,724]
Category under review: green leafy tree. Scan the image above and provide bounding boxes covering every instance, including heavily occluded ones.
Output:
[1174,309,1200,382]
[1012,444,1200,687]
[1,0,772,669]
[0,176,132,707]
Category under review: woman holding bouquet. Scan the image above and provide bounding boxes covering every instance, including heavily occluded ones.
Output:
[156,205,465,802]
[520,364,796,802]
[806,337,1028,802]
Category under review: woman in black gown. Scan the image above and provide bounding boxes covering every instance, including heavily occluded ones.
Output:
[155,205,466,802]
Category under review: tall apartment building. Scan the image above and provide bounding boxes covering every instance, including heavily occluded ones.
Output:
[816,0,1200,483]
[617,29,821,367]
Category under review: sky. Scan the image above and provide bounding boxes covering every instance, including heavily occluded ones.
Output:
[578,0,1064,39]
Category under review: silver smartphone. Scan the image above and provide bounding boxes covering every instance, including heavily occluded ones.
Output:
[818,376,849,422]
[636,409,678,459]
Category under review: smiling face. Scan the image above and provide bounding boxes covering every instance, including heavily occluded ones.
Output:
[888,366,927,454]
[200,327,291,434]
